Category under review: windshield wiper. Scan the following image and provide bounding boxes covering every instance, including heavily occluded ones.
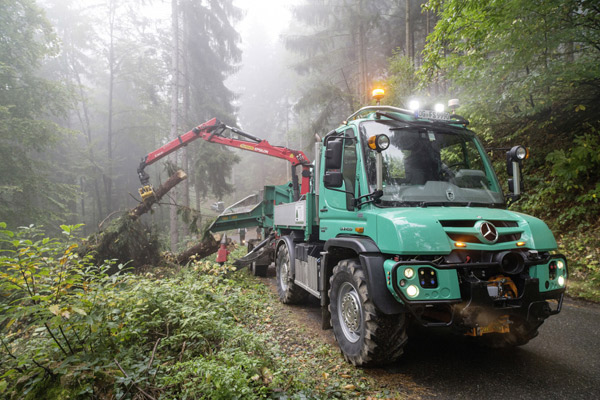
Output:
[418,201,503,208]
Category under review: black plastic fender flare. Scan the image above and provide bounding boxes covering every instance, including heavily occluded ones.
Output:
[324,236,404,315]
[276,235,297,278]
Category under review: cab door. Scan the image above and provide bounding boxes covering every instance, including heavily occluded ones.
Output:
[319,128,362,240]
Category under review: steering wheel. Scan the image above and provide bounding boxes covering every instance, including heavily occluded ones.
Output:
[441,162,468,181]
[446,162,469,171]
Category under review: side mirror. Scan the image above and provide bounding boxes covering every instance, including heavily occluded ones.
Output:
[323,170,343,188]
[325,139,343,170]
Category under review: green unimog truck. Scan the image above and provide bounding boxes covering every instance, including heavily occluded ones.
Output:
[210,99,567,367]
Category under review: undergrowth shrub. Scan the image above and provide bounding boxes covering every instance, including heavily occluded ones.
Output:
[0,225,296,399]
[520,129,600,230]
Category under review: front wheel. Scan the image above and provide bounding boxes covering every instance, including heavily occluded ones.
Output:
[329,259,407,366]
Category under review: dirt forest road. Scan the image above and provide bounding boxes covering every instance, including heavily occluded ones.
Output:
[260,272,600,399]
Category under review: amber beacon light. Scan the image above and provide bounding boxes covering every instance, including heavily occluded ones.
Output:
[372,88,385,104]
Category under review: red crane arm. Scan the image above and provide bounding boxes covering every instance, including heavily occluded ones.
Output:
[138,118,312,196]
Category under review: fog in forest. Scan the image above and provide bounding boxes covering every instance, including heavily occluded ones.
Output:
[2,1,600,397]
[2,0,598,251]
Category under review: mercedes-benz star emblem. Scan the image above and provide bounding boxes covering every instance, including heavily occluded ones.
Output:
[479,221,499,243]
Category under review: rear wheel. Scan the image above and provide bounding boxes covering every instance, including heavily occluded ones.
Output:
[276,240,307,304]
[329,259,407,366]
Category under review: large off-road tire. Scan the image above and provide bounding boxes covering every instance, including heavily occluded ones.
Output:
[329,259,408,367]
[476,318,541,348]
[276,240,308,304]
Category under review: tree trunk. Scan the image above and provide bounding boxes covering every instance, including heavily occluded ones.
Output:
[169,0,180,252]
[176,234,219,264]
[406,0,413,63]
[181,9,191,238]
[106,0,116,212]
[130,170,187,219]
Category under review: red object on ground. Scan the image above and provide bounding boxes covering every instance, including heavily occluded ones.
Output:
[216,235,230,264]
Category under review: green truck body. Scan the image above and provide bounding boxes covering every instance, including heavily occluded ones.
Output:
[211,105,567,366]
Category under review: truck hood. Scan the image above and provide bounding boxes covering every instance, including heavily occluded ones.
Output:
[374,207,557,255]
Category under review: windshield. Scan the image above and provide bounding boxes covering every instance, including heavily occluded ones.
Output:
[360,120,504,207]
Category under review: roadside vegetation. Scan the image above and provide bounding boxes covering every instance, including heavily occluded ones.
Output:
[0,224,416,399]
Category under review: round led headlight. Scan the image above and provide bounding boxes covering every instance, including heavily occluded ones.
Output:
[406,285,419,298]
[509,145,529,161]
[404,268,415,279]
[558,276,565,287]
[368,134,390,152]
[557,260,564,269]
[376,134,390,151]
[434,103,445,113]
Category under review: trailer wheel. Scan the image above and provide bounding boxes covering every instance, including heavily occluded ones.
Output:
[251,261,268,277]
[276,240,307,304]
[329,259,407,367]
[476,318,541,348]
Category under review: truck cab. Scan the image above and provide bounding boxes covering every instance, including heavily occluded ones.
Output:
[272,103,567,366]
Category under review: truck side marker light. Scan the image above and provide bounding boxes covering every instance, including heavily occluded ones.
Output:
[355,227,364,233]
[406,285,419,298]
[455,241,467,248]
[516,241,526,247]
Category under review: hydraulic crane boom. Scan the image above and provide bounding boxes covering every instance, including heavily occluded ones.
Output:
[137,118,312,201]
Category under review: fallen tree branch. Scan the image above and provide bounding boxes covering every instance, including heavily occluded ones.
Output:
[175,233,219,264]
[130,170,187,219]
[114,358,157,400]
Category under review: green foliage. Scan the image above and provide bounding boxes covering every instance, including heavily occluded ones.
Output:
[0,223,123,398]
[556,226,600,302]
[518,129,600,229]
[0,227,307,399]
[422,0,600,138]
[0,0,76,229]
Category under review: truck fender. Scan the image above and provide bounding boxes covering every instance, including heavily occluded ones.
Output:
[324,236,404,315]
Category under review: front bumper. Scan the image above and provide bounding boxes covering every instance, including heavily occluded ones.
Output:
[384,255,567,329]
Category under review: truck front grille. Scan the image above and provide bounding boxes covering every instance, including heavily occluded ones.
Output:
[440,219,522,245]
